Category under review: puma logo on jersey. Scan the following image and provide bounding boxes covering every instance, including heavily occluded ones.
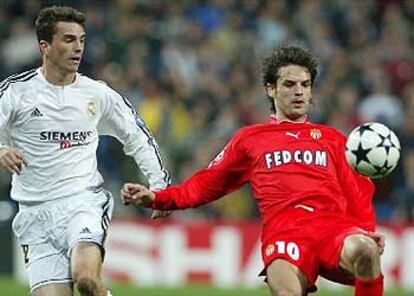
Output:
[264,149,327,169]
[30,107,43,117]
[285,131,300,139]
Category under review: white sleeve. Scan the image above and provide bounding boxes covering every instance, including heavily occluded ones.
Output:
[98,87,170,190]
[0,85,13,149]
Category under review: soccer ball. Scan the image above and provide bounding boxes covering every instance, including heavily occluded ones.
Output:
[345,122,401,179]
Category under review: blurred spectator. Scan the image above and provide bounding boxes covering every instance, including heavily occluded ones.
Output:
[1,18,38,72]
[393,148,414,221]
[326,85,361,134]
[357,57,403,129]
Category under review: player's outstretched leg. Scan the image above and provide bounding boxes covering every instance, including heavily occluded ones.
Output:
[266,259,308,296]
[71,242,109,296]
[340,234,383,296]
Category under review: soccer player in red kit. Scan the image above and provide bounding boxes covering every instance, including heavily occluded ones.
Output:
[121,46,384,296]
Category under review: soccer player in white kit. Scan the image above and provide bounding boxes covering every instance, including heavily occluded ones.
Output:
[0,6,170,296]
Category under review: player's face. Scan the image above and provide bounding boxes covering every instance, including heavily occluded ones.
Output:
[41,21,85,73]
[267,65,312,121]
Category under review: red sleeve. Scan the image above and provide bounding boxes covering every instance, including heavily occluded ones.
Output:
[336,133,376,231]
[151,131,250,210]
[350,173,376,231]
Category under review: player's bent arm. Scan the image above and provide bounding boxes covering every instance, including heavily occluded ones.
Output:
[99,88,171,217]
[98,88,171,189]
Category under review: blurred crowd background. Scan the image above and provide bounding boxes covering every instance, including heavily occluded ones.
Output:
[0,0,414,223]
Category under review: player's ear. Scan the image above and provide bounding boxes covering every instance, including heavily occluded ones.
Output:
[39,40,49,56]
[265,83,276,98]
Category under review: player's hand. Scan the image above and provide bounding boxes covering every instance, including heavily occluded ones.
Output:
[120,183,141,205]
[366,231,385,255]
[121,184,171,218]
[0,147,26,175]
[120,183,155,207]
[151,210,172,219]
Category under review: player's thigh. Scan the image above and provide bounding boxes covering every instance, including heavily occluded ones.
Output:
[318,227,366,285]
[68,190,113,278]
[67,190,113,251]
[71,241,103,279]
[266,259,308,296]
[32,282,73,296]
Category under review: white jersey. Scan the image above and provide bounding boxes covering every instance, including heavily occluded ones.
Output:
[0,69,170,203]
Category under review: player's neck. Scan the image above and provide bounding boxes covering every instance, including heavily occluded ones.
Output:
[274,113,307,123]
[40,63,76,86]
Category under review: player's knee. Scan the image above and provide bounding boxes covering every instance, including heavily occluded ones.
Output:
[343,235,379,266]
[73,273,99,295]
[267,259,307,296]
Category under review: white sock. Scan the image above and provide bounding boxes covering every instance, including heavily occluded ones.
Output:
[107,291,113,296]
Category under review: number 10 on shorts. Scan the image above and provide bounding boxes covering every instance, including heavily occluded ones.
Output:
[265,241,300,261]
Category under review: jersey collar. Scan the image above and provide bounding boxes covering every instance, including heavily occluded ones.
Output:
[37,68,79,88]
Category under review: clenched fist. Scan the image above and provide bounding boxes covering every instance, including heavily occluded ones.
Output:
[120,183,171,219]
[0,147,26,175]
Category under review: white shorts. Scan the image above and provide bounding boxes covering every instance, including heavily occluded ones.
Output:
[12,189,114,292]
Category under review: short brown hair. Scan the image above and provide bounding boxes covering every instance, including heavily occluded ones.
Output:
[35,6,85,43]
[262,46,318,113]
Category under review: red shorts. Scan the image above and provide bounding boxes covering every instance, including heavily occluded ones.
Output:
[260,208,366,291]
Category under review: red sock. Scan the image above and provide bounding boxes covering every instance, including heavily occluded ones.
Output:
[355,274,383,296]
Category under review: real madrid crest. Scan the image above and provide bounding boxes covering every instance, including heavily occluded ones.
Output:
[310,128,322,140]
[86,102,96,116]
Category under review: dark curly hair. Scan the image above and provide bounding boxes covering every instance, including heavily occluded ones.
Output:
[35,6,85,43]
[262,46,318,114]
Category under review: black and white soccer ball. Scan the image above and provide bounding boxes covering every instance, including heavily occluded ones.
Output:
[345,122,401,179]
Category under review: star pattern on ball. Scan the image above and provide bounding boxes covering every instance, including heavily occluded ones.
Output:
[346,122,401,179]
[373,159,394,177]
[376,133,393,154]
[356,124,374,136]
[352,142,371,165]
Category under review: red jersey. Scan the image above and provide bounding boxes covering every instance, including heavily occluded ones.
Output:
[153,117,375,235]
